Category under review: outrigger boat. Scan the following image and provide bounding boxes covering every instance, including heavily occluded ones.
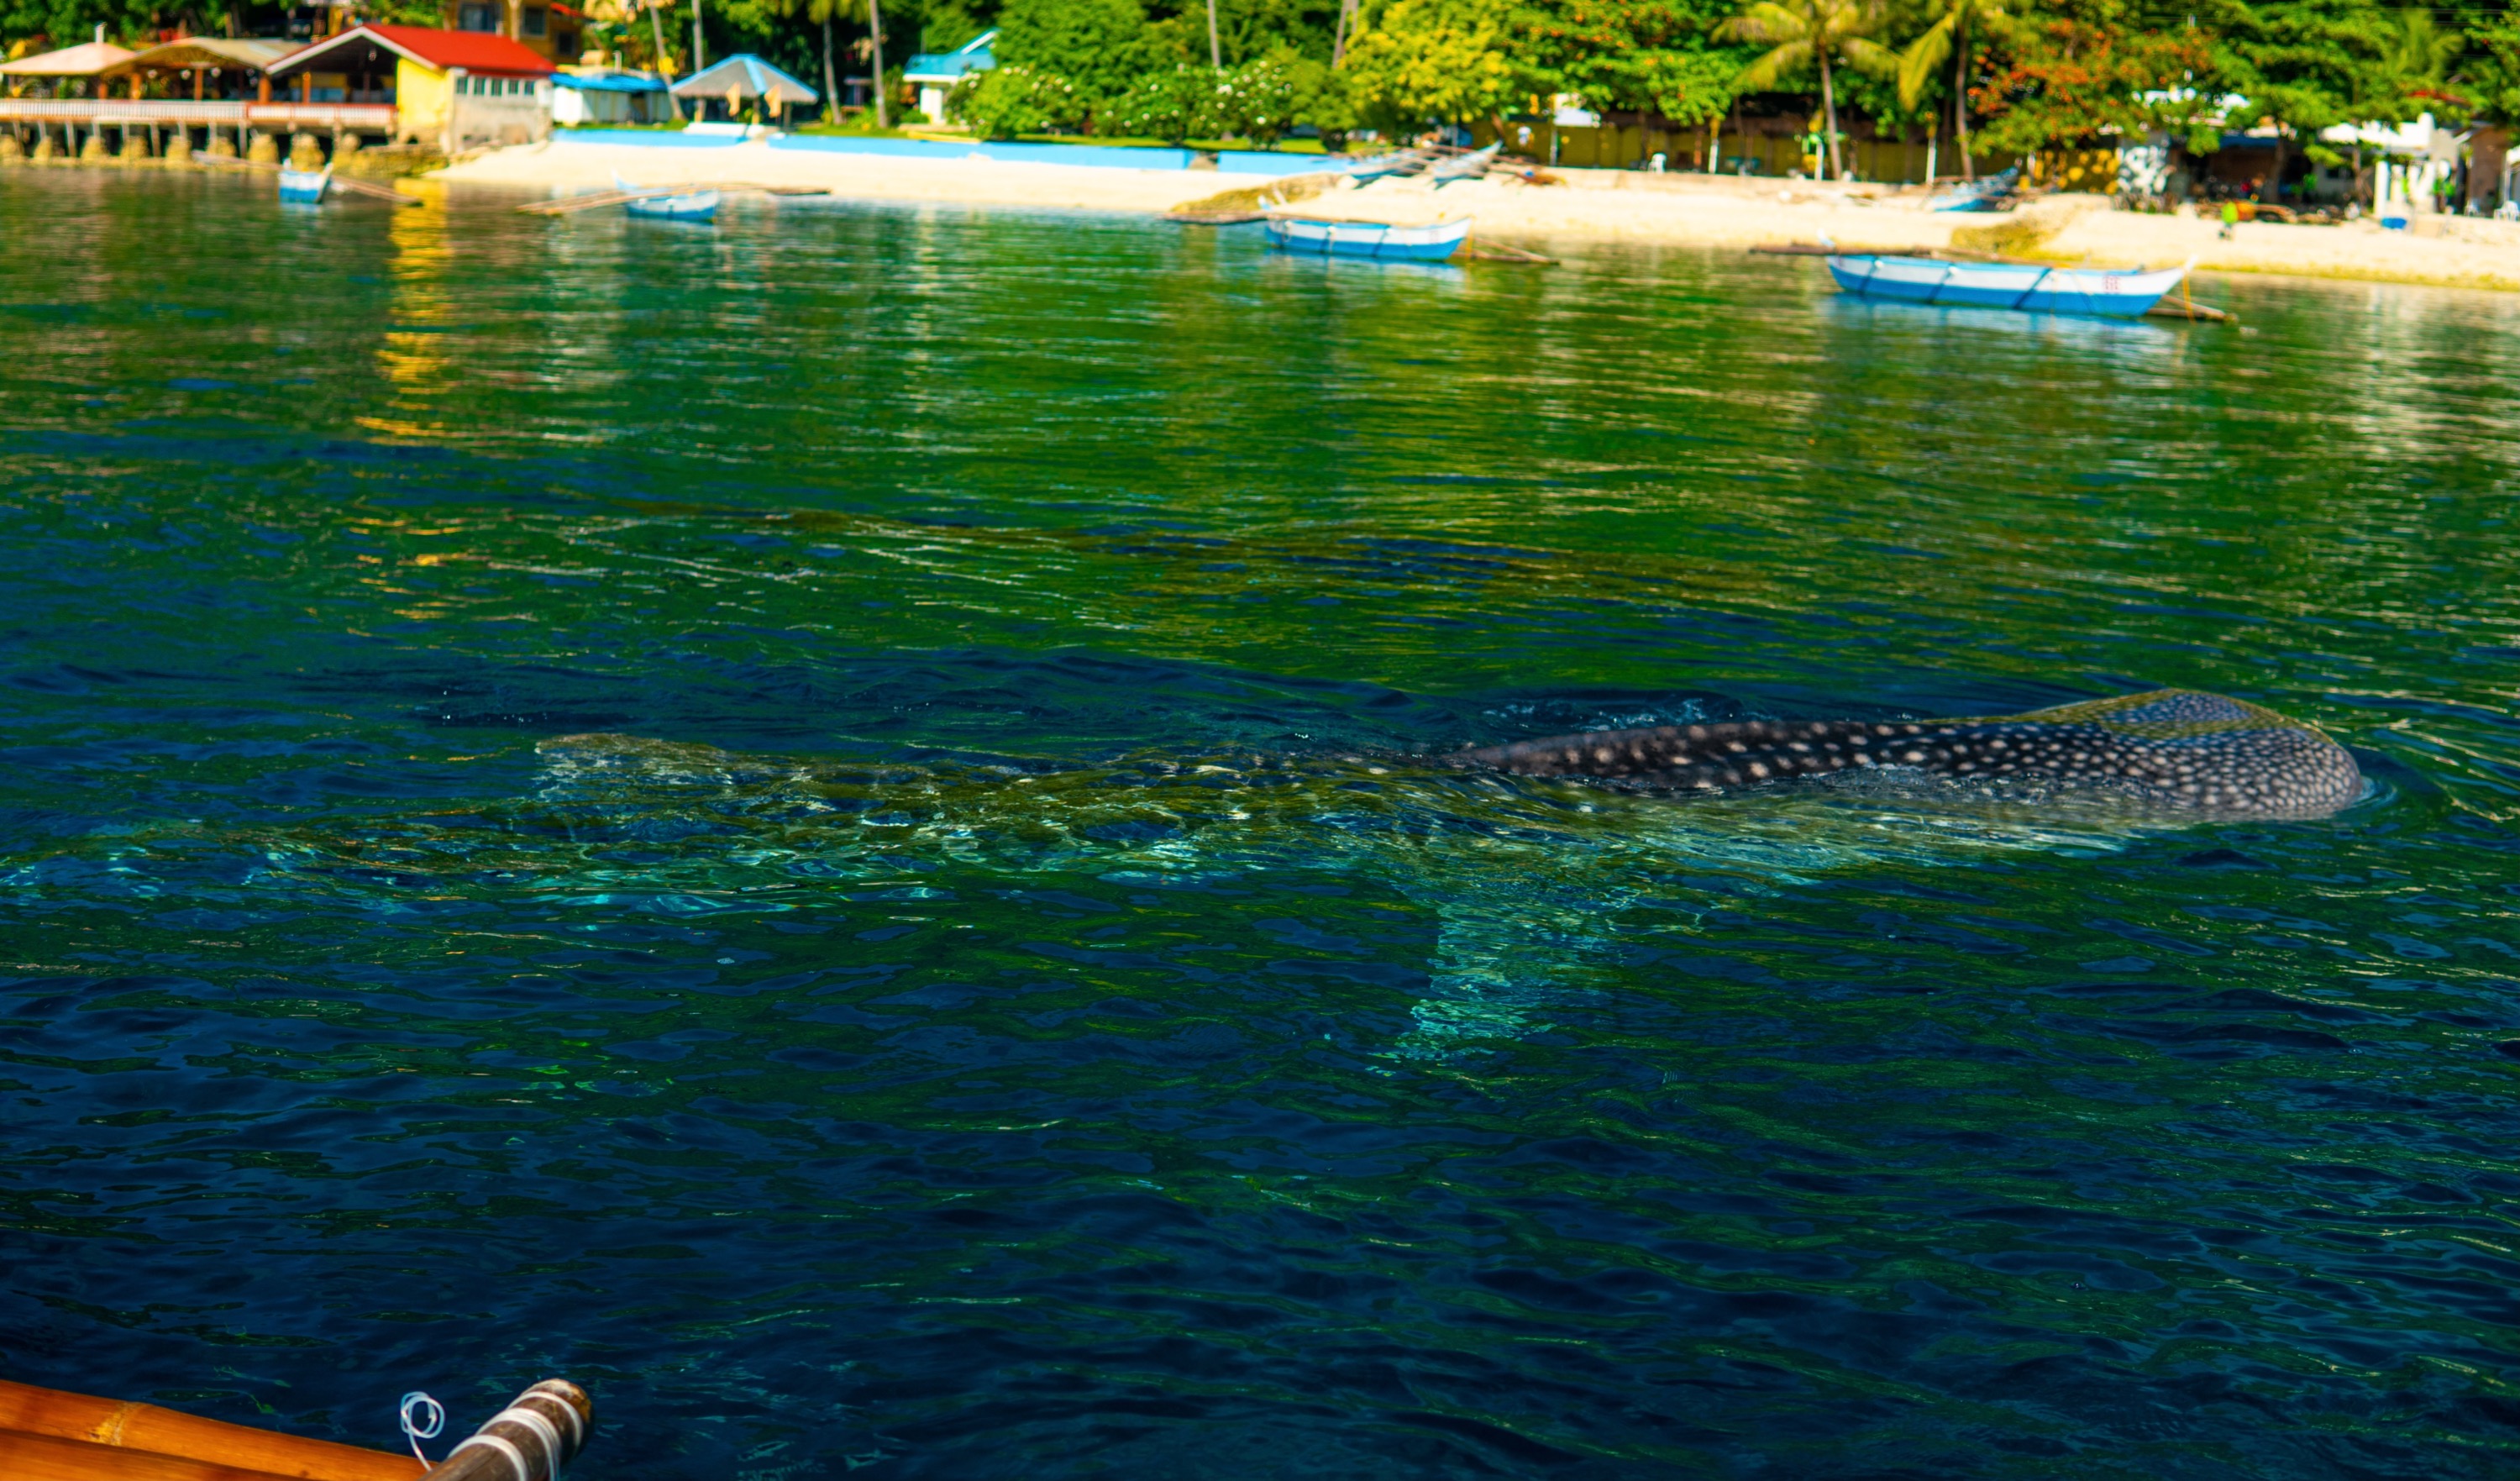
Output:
[1263,213,1473,262]
[624,186,719,222]
[277,165,331,204]
[1425,141,1502,186]
[1928,165,2019,212]
[1826,253,2194,318]
[614,173,719,223]
[0,1375,591,1480]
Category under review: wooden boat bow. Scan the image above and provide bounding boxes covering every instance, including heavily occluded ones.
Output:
[0,1379,590,1481]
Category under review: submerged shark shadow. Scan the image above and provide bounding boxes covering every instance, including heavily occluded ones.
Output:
[1453,688,2367,822]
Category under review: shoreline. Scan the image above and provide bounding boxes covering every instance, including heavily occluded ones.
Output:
[440,136,2520,294]
[34,131,2516,294]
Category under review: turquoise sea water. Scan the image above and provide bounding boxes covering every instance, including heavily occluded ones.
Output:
[2,171,2517,1478]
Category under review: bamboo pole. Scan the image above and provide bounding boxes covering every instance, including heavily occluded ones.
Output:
[0,1427,317,1481]
[0,1380,420,1481]
[414,1383,589,1481]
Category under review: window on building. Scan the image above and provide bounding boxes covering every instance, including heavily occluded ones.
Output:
[521,5,547,36]
[458,3,498,31]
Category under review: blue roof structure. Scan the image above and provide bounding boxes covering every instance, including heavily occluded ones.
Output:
[554,70,668,92]
[902,29,995,85]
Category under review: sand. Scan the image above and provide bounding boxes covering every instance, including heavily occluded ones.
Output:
[437,136,2520,292]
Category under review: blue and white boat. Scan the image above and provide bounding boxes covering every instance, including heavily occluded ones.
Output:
[1826,254,2193,318]
[614,172,719,222]
[1263,213,1472,262]
[624,187,720,222]
[277,165,330,204]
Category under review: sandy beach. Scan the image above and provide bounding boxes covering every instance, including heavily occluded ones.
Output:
[440,134,2520,291]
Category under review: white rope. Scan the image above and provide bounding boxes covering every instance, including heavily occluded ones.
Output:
[491,1404,565,1471]
[449,1432,532,1481]
[399,1392,445,1466]
[525,1389,585,1449]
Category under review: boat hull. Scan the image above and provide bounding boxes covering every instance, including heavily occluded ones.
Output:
[277,167,328,204]
[626,190,719,221]
[1263,214,1471,261]
[1825,254,2188,318]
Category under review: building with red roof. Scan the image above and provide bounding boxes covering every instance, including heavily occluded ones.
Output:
[270,24,554,151]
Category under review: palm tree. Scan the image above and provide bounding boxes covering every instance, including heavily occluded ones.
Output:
[643,0,685,118]
[1896,0,2009,181]
[1719,0,1893,182]
[864,0,890,128]
[770,0,887,126]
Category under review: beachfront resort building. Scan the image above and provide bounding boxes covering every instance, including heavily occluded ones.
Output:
[267,24,554,151]
[444,0,586,64]
[550,67,672,125]
[901,30,992,124]
[0,33,388,160]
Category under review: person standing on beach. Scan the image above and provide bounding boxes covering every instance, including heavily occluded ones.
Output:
[2219,201,2239,239]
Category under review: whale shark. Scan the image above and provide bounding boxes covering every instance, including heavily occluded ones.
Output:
[1454,689,2364,820]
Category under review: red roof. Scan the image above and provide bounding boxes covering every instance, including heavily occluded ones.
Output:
[273,24,554,78]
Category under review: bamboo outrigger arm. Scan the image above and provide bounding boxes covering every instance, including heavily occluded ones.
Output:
[419,1383,590,1481]
[0,1377,591,1481]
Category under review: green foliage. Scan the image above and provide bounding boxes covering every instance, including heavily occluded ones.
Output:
[1213,50,1305,141]
[949,60,1088,133]
[2463,10,2520,124]
[1097,60,1225,139]
[2215,0,2407,138]
[1720,0,1893,92]
[917,0,991,50]
[1084,45,1342,144]
[1719,0,1893,174]
[1283,51,1357,132]
[1896,0,2010,110]
[2,0,152,51]
[1342,0,1529,129]
[1528,0,1751,127]
[995,0,1153,102]
[1142,0,1339,66]
[1968,0,2218,154]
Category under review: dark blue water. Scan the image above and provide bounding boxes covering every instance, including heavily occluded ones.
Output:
[3,170,2517,1477]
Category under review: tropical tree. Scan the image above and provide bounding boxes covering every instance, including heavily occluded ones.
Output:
[1529,0,1747,163]
[769,0,860,122]
[2381,5,2463,118]
[952,62,1086,134]
[863,0,891,127]
[996,0,1156,108]
[1341,0,1527,132]
[1717,0,1894,180]
[1896,0,2010,179]
[2218,0,2404,201]
[1963,0,2216,162]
